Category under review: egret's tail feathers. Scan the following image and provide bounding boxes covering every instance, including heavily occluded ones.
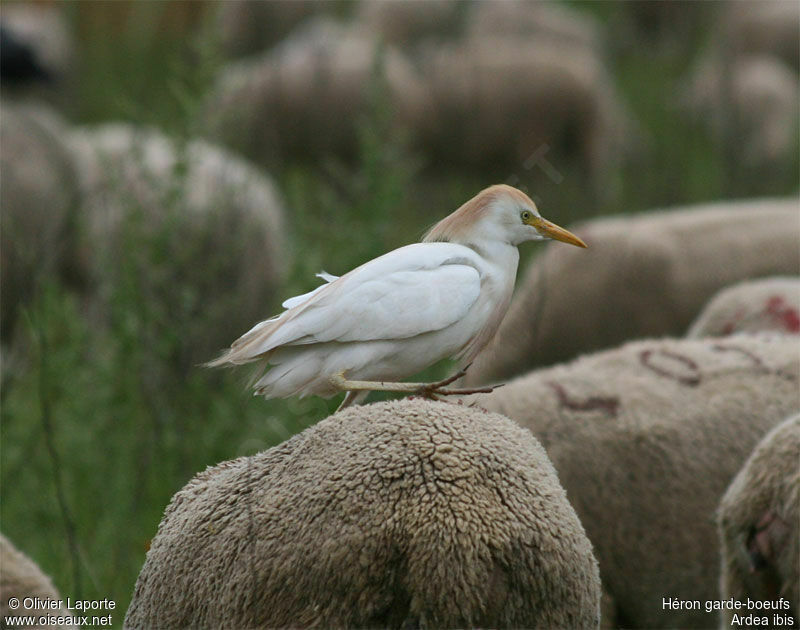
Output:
[206,272,340,369]
[203,348,258,368]
[204,318,283,368]
[204,344,277,368]
[203,352,232,368]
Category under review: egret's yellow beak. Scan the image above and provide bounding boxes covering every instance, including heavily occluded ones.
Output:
[531,217,588,248]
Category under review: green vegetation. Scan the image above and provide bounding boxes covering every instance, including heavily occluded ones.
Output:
[1,2,796,625]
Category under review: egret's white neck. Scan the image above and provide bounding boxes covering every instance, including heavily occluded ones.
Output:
[461,238,519,278]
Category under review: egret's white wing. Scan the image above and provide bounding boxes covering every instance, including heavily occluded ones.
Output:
[281,272,339,309]
[221,242,483,362]
[292,264,481,343]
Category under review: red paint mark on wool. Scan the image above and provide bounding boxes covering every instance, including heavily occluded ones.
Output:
[765,296,800,332]
[639,349,702,386]
[721,307,747,334]
[546,381,619,417]
[721,320,737,335]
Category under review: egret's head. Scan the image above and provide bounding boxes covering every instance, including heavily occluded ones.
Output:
[423,184,587,248]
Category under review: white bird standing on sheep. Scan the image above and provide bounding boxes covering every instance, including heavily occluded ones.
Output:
[208,184,587,408]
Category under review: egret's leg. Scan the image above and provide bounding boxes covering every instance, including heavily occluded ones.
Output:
[336,390,368,412]
[329,366,499,403]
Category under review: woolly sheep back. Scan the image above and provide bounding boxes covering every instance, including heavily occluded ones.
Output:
[687,276,800,337]
[0,534,76,629]
[466,335,800,628]
[717,413,800,627]
[466,198,800,385]
[125,399,601,629]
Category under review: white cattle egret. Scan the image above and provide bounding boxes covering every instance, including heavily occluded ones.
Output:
[208,184,587,408]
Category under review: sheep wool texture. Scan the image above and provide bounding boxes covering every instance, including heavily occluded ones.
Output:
[466,335,800,629]
[0,534,76,629]
[687,276,800,337]
[466,198,800,386]
[717,413,800,628]
[125,399,601,629]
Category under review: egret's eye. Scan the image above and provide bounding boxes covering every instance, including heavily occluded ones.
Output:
[520,210,533,222]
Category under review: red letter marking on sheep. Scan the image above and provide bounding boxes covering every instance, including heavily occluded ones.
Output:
[639,349,702,386]
[721,307,747,335]
[546,381,619,417]
[765,296,800,332]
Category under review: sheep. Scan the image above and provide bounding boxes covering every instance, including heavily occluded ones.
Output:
[125,399,601,629]
[204,14,632,180]
[465,198,800,386]
[0,101,80,342]
[415,36,630,185]
[0,534,76,629]
[717,413,799,628]
[680,54,799,178]
[687,276,800,338]
[677,0,800,184]
[67,123,288,369]
[203,17,428,165]
[465,334,800,628]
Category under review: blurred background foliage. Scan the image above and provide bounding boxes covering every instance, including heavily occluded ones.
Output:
[0,0,797,624]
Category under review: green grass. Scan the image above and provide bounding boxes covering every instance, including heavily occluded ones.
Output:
[1,1,797,625]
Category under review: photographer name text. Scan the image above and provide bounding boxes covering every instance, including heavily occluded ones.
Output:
[16,597,114,612]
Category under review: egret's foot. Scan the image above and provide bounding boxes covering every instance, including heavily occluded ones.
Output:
[412,365,501,400]
[413,381,500,400]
